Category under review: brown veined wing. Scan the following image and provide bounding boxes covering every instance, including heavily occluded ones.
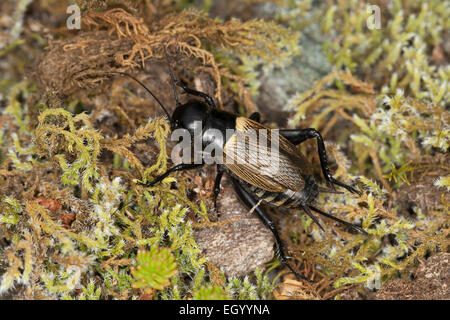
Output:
[223,117,313,193]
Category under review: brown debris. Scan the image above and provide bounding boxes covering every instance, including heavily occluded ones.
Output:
[273,276,319,300]
[33,197,62,212]
[338,253,450,300]
[375,253,450,300]
[32,30,133,97]
[59,213,76,229]
[396,155,450,216]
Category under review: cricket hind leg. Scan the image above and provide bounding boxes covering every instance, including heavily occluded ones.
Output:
[279,128,361,195]
[212,164,225,213]
[230,176,311,281]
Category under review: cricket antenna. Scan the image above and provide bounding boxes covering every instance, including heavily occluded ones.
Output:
[110,71,171,121]
[301,204,325,232]
[163,47,181,107]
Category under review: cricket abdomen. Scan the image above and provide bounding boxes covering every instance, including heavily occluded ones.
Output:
[245,174,319,209]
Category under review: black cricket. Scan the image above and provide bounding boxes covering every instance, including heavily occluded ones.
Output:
[112,55,367,280]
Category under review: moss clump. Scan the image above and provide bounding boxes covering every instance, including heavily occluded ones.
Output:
[193,285,228,300]
[132,248,178,291]
[34,7,300,112]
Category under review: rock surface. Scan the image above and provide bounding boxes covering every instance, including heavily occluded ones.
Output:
[194,175,275,277]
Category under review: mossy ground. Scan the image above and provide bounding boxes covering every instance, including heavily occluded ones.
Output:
[0,0,448,300]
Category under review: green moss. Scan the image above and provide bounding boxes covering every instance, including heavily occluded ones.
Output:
[193,286,229,300]
[132,248,178,291]
[320,0,449,106]
[0,197,22,226]
[225,269,274,300]
[35,109,102,192]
